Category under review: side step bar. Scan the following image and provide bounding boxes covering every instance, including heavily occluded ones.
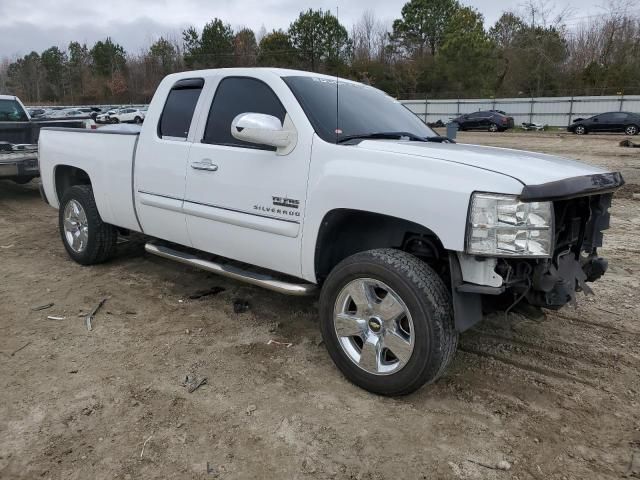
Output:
[145,242,317,296]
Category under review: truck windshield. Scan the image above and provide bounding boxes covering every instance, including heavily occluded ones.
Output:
[283,76,436,144]
[0,99,29,122]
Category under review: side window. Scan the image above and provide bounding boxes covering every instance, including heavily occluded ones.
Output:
[158,78,204,140]
[203,77,286,151]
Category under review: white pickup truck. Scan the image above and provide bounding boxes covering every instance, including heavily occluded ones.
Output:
[38,68,624,395]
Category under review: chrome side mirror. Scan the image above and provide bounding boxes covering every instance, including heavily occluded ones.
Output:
[231,113,297,154]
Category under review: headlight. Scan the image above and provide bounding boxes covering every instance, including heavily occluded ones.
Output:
[466,193,554,257]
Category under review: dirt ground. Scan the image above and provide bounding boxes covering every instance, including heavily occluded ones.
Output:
[1,131,639,480]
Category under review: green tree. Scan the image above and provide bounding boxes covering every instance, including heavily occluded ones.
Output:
[67,41,91,101]
[489,12,526,49]
[288,9,351,72]
[233,28,258,66]
[391,0,460,57]
[258,30,297,67]
[183,19,234,68]
[90,38,126,76]
[7,52,44,102]
[200,19,234,68]
[149,37,178,75]
[437,7,497,96]
[182,26,200,68]
[41,46,68,101]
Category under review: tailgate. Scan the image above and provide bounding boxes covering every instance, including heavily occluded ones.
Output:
[0,122,35,144]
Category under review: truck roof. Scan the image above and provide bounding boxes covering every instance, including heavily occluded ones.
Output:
[164,68,360,85]
[0,94,18,101]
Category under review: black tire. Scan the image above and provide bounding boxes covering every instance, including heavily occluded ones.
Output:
[488,123,499,132]
[574,125,587,135]
[134,116,142,124]
[624,124,639,136]
[319,248,458,396]
[111,118,119,124]
[58,185,117,265]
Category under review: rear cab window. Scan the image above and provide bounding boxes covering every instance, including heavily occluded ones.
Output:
[158,78,204,140]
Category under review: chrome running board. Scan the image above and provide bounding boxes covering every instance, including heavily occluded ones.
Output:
[145,242,317,296]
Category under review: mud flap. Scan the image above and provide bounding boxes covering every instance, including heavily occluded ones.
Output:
[449,253,483,332]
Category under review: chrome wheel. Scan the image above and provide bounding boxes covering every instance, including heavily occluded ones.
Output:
[488,123,499,132]
[333,278,414,376]
[63,199,89,253]
[625,125,638,135]
[575,125,586,135]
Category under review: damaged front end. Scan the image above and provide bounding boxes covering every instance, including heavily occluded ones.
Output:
[451,173,623,332]
[498,193,612,309]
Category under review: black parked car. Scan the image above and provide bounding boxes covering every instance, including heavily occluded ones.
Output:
[453,110,515,132]
[568,112,639,135]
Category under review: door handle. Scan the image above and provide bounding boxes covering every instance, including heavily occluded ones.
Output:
[191,159,219,172]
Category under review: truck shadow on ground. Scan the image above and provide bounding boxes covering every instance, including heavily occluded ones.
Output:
[0,179,40,201]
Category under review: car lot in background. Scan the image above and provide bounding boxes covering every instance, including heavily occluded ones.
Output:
[568,111,640,135]
[453,110,515,132]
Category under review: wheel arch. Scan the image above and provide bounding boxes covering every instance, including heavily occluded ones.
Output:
[313,209,448,284]
[54,164,92,204]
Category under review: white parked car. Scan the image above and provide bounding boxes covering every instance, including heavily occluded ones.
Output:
[38,68,624,395]
[96,109,118,123]
[108,108,145,124]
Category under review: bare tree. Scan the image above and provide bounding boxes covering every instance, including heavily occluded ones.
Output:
[351,11,389,63]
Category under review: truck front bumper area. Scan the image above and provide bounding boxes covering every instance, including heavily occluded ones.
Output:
[450,191,616,332]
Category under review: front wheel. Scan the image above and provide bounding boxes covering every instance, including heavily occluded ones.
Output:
[59,185,118,265]
[319,249,458,396]
[134,116,142,124]
[625,124,639,136]
[575,125,587,135]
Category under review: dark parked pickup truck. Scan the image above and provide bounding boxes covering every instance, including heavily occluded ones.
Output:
[0,94,90,184]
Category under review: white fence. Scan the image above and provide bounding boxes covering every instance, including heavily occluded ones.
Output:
[402,95,640,127]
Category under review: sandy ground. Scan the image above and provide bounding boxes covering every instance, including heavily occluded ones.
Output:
[1,131,639,480]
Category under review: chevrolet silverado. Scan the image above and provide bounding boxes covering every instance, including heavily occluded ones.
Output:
[38,68,624,395]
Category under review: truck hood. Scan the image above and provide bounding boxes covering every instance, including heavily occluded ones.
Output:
[355,140,607,186]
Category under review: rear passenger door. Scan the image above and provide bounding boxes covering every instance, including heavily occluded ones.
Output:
[609,112,628,131]
[134,78,205,247]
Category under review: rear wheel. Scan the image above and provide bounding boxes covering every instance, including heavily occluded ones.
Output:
[319,249,458,396]
[488,123,499,132]
[575,125,587,135]
[58,185,117,265]
[625,124,639,136]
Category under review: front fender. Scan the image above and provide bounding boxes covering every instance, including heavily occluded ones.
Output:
[300,138,523,282]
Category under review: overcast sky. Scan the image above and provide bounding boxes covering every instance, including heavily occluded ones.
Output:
[0,0,619,59]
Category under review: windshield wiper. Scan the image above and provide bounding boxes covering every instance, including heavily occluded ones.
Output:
[424,135,455,143]
[337,131,428,144]
[337,132,455,144]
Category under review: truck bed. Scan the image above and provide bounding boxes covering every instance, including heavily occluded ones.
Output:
[39,127,142,232]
